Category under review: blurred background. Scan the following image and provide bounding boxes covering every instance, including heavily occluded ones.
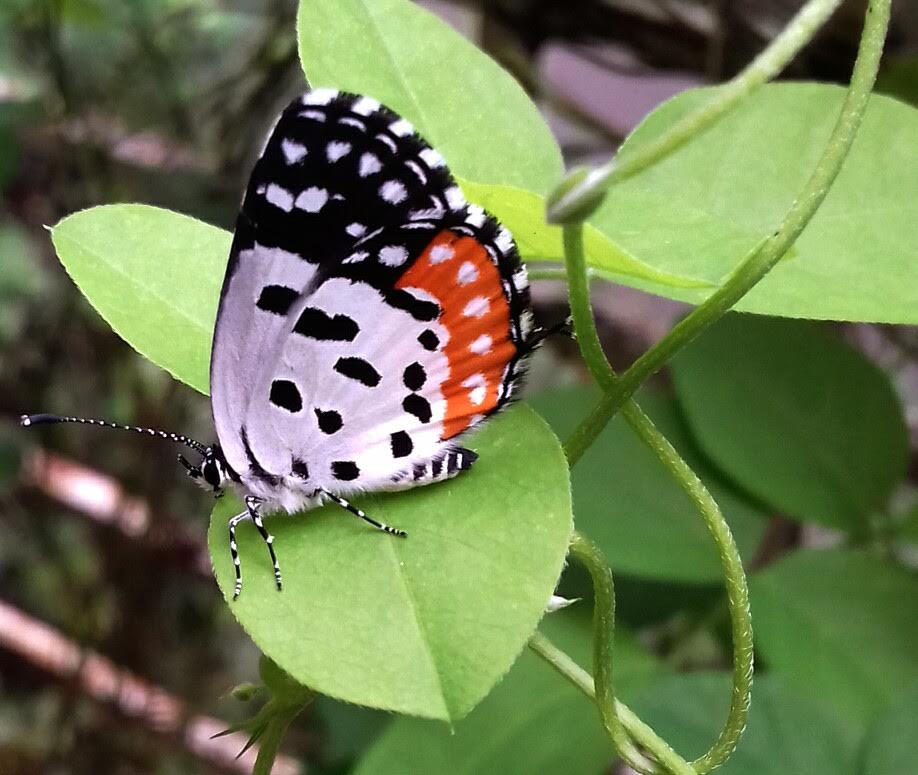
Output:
[2,0,918,773]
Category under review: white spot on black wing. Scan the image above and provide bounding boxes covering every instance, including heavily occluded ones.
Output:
[359,153,382,177]
[326,140,352,162]
[265,184,294,211]
[281,138,307,164]
[352,97,380,116]
[294,186,328,213]
[379,245,408,267]
[379,179,407,204]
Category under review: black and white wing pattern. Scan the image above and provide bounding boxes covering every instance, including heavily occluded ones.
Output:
[210,89,533,510]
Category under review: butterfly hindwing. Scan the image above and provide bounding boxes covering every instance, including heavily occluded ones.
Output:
[210,90,533,497]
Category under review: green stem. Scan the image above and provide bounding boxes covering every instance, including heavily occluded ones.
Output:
[563,224,753,772]
[567,531,651,773]
[626,408,753,774]
[548,0,844,223]
[564,0,892,464]
[528,630,696,775]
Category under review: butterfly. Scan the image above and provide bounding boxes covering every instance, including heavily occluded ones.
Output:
[23,89,565,599]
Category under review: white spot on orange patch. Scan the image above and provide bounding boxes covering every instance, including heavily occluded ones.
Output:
[463,296,489,318]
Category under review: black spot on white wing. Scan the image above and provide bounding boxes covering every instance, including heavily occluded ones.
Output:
[403,362,426,391]
[332,461,360,481]
[315,408,343,434]
[256,284,299,315]
[292,458,310,479]
[390,430,413,458]
[402,394,432,423]
[418,329,439,351]
[293,307,359,342]
[270,379,303,413]
[385,289,440,322]
[334,357,381,387]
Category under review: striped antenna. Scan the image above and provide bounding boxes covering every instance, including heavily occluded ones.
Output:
[20,413,209,456]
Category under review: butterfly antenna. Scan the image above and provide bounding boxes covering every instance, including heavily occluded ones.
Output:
[20,413,209,456]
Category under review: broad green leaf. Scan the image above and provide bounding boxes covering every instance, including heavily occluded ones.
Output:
[529,386,766,583]
[632,673,860,774]
[354,609,659,775]
[459,179,711,290]
[876,55,918,108]
[52,205,229,394]
[671,315,908,529]
[750,548,918,725]
[209,406,573,722]
[296,0,562,193]
[594,83,918,323]
[861,688,918,774]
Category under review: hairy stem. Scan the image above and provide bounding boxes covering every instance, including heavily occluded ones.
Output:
[564,224,753,771]
[548,0,845,222]
[528,630,696,775]
[567,531,651,772]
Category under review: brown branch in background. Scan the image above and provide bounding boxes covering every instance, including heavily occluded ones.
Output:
[0,599,300,775]
[22,449,213,579]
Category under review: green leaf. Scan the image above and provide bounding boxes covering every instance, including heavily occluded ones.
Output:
[592,83,918,323]
[296,0,562,193]
[861,687,918,774]
[209,406,573,722]
[51,205,229,394]
[353,609,659,775]
[528,386,766,583]
[671,315,908,529]
[750,548,918,726]
[632,672,860,774]
[458,179,711,290]
[876,55,918,108]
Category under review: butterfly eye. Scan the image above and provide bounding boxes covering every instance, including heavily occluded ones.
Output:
[202,457,223,489]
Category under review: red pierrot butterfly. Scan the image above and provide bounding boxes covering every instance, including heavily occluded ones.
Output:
[23,89,566,598]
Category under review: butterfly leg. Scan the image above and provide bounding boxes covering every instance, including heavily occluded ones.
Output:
[319,489,407,537]
[245,496,283,593]
[227,497,282,600]
[525,315,574,351]
[228,510,249,600]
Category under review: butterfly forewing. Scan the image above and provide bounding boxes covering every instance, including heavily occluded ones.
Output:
[211,89,533,499]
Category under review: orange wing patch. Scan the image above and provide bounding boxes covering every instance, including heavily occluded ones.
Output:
[395,230,516,440]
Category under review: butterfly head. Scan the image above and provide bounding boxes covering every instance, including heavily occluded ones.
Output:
[180,444,230,497]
